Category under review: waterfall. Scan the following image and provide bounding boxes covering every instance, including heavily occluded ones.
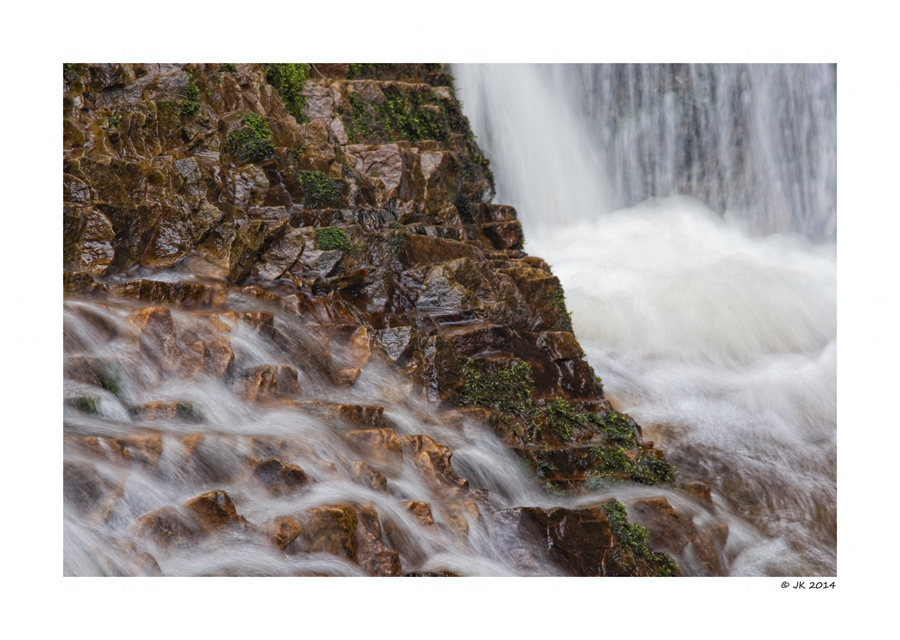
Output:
[454,64,837,575]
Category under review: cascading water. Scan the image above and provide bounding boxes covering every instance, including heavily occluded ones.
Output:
[453,64,837,575]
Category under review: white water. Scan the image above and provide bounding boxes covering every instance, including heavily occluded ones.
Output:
[454,64,837,575]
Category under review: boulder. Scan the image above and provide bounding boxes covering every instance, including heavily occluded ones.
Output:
[238,365,302,402]
[400,434,469,493]
[350,460,388,493]
[252,458,310,496]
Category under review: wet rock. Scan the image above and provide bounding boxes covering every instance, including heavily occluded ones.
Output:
[111,279,223,308]
[222,311,276,338]
[400,501,437,529]
[63,271,105,296]
[443,324,512,357]
[440,501,481,539]
[350,461,388,494]
[325,404,385,428]
[535,331,584,361]
[136,506,198,549]
[344,428,403,469]
[252,458,310,496]
[374,326,417,363]
[114,434,164,469]
[238,365,302,402]
[204,335,235,377]
[253,226,306,280]
[64,355,121,394]
[184,490,251,533]
[131,401,199,422]
[296,505,358,561]
[507,506,618,577]
[682,481,714,507]
[129,306,181,371]
[400,434,469,493]
[355,505,402,576]
[480,220,523,251]
[270,516,302,550]
[332,367,361,386]
[627,497,692,555]
[64,462,112,515]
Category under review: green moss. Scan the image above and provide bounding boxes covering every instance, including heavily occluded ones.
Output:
[226,112,275,164]
[346,85,446,144]
[66,396,99,414]
[457,358,537,420]
[264,63,310,124]
[315,226,352,252]
[177,73,202,117]
[546,396,580,442]
[64,63,78,83]
[218,63,237,73]
[592,446,635,476]
[297,170,342,208]
[630,456,677,485]
[551,281,574,332]
[601,499,678,577]
[589,410,638,446]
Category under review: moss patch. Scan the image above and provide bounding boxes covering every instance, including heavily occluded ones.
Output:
[177,73,202,117]
[226,113,275,163]
[347,85,446,144]
[264,63,310,124]
[314,226,352,252]
[297,170,342,208]
[546,396,580,442]
[601,499,679,577]
[457,358,538,419]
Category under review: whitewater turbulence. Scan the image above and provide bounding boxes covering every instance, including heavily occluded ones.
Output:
[453,64,837,575]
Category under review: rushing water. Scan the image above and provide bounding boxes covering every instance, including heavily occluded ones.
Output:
[453,64,837,575]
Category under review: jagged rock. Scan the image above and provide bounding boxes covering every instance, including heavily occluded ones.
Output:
[332,367,361,386]
[252,458,310,496]
[400,434,469,493]
[238,365,301,402]
[350,460,388,493]
[114,434,164,469]
[270,516,302,550]
[399,501,437,529]
[443,324,512,357]
[128,306,180,371]
[136,506,198,549]
[355,505,402,576]
[344,428,403,469]
[504,506,618,577]
[374,326,417,363]
[111,280,224,308]
[295,504,358,560]
[222,311,276,338]
[325,404,385,428]
[628,497,692,555]
[183,490,251,533]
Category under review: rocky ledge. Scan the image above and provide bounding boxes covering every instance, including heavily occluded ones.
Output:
[63,63,728,576]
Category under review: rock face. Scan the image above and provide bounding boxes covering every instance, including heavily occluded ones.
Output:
[63,63,721,576]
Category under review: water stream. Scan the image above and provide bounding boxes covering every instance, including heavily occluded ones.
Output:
[453,63,837,575]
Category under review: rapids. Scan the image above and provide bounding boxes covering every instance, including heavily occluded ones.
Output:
[453,63,837,576]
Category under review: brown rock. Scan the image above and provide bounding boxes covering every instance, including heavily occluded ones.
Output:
[480,220,523,251]
[325,404,385,428]
[204,336,235,378]
[628,497,693,555]
[344,428,403,469]
[374,326,417,363]
[222,311,276,338]
[271,516,302,550]
[355,505,402,576]
[183,490,249,533]
[400,434,469,493]
[252,458,310,496]
[238,365,302,402]
[298,505,358,561]
[128,306,180,371]
[399,501,437,529]
[64,462,112,515]
[535,331,584,361]
[332,367,361,386]
[112,280,223,308]
[512,506,618,577]
[350,461,388,493]
[114,434,164,469]
[443,324,512,357]
[136,506,198,549]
